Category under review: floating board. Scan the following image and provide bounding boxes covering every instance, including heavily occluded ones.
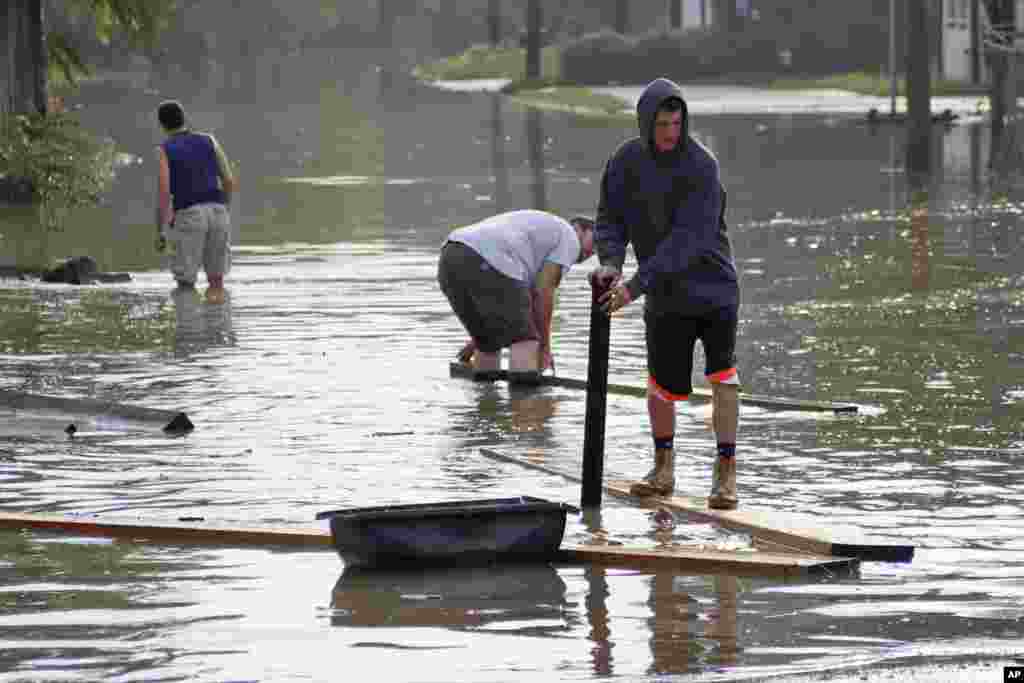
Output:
[479,448,913,563]
[0,390,193,433]
[450,362,858,414]
[0,511,857,577]
[557,543,856,577]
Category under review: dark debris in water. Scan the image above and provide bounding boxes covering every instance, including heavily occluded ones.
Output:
[351,641,464,650]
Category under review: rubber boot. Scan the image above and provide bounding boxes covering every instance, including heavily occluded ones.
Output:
[629,448,675,497]
[708,456,738,510]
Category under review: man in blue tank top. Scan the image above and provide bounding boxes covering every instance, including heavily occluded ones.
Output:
[155,100,237,303]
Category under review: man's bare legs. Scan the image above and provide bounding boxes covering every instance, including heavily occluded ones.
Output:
[708,381,739,509]
[508,340,541,371]
[648,387,676,441]
[629,386,677,496]
[711,382,738,445]
[473,349,501,371]
[205,273,226,304]
[465,341,540,372]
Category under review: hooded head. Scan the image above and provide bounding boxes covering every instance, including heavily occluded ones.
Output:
[636,78,688,155]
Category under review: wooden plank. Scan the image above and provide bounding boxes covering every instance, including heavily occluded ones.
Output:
[559,543,858,577]
[449,362,858,414]
[0,511,857,576]
[479,448,914,563]
[0,512,331,548]
[0,390,193,433]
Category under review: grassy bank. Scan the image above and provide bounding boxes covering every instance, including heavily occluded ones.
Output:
[412,44,561,82]
[414,45,989,118]
[765,71,989,97]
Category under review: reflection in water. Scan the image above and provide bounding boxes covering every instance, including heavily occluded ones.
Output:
[584,565,613,675]
[171,286,235,355]
[526,107,547,210]
[646,573,701,675]
[490,94,509,213]
[508,386,558,437]
[446,382,561,456]
[330,564,568,632]
[705,574,740,666]
[908,187,931,292]
[646,572,739,675]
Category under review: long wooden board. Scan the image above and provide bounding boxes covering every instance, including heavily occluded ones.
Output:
[449,362,858,414]
[557,543,856,577]
[479,448,914,563]
[0,511,857,577]
[0,390,193,433]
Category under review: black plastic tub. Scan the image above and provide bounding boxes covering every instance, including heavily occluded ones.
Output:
[315,496,578,569]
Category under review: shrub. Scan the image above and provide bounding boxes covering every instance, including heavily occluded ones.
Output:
[0,111,116,228]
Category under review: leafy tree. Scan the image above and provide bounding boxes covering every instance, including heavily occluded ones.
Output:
[2,0,175,118]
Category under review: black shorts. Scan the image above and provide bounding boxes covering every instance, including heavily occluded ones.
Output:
[644,305,739,400]
[437,241,536,353]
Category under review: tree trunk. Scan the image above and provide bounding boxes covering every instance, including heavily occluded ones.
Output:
[905,0,932,176]
[525,0,542,80]
[711,0,739,32]
[488,0,501,47]
[2,0,48,117]
[986,0,1016,147]
[526,107,547,211]
[614,0,629,34]
[669,0,682,30]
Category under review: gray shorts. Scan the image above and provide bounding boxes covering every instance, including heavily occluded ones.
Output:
[437,241,536,353]
[168,202,231,284]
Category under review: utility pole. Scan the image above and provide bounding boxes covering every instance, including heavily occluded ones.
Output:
[488,0,500,47]
[970,0,981,84]
[525,0,541,80]
[889,0,898,116]
[987,0,1017,146]
[615,0,628,34]
[905,0,932,176]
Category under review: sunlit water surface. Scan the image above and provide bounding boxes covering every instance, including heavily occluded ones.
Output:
[1,51,1023,682]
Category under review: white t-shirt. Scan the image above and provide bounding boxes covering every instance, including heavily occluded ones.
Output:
[446,210,580,284]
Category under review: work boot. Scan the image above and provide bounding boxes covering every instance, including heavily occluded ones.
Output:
[707,456,738,510]
[629,448,675,497]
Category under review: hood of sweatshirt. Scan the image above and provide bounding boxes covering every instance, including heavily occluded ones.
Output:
[636,77,689,155]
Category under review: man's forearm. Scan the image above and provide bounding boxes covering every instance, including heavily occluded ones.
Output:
[528,288,546,347]
[539,288,555,349]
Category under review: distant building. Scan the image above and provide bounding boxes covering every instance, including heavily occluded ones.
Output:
[941,0,1024,84]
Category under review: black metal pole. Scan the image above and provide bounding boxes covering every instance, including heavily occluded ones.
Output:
[581,280,611,509]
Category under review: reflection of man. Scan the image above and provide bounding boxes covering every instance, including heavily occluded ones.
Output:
[704,575,739,666]
[438,210,595,385]
[646,573,698,675]
[644,572,739,674]
[171,286,234,354]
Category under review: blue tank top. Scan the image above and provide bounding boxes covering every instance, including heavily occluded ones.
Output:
[162,132,226,210]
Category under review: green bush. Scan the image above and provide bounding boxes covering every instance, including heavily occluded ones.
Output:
[0,111,115,228]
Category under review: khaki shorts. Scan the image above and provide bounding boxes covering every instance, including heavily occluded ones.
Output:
[437,241,535,353]
[168,202,231,285]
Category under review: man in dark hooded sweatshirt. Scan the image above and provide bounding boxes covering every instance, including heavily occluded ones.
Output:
[591,77,741,509]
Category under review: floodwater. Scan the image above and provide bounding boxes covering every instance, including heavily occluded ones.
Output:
[1,47,1023,682]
